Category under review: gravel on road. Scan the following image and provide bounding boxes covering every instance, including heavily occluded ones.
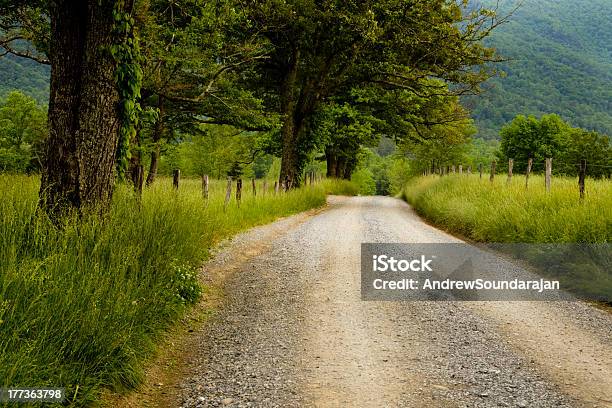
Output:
[144,196,612,408]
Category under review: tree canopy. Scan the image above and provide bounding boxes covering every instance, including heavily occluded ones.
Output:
[0,0,507,214]
[0,90,47,172]
[498,114,611,177]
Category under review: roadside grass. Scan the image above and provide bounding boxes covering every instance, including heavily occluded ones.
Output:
[401,174,612,302]
[402,174,611,243]
[0,175,355,406]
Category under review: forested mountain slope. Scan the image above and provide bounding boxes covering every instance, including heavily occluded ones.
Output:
[0,54,49,103]
[468,0,612,139]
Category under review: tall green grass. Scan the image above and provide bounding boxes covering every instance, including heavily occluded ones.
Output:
[402,174,611,243]
[0,175,355,406]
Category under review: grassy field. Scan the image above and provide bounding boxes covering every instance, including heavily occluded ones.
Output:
[0,175,357,406]
[402,174,612,302]
[402,174,611,243]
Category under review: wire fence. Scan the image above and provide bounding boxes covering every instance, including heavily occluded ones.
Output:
[160,169,324,211]
[422,158,611,199]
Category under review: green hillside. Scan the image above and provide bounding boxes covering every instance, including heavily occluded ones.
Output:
[0,54,49,103]
[468,0,612,139]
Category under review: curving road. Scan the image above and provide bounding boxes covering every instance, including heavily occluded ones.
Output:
[169,196,612,408]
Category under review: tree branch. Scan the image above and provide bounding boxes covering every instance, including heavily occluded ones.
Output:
[0,36,50,64]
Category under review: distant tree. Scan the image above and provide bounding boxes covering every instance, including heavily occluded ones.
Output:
[313,103,378,179]
[560,129,611,178]
[498,114,571,173]
[0,91,47,172]
[375,137,396,158]
[394,92,477,175]
[169,125,272,179]
[498,113,611,177]
[387,154,412,195]
[402,130,473,176]
[351,148,391,195]
[467,137,499,169]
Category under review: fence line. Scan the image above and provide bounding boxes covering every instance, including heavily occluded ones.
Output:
[166,172,323,209]
[429,157,611,199]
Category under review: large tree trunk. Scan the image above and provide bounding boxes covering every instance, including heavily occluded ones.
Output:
[40,1,121,217]
[343,157,357,180]
[145,97,164,186]
[279,122,301,188]
[336,156,347,178]
[278,48,302,188]
[325,148,338,178]
[145,148,159,186]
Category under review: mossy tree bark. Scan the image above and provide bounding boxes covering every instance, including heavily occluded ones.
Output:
[40,0,121,217]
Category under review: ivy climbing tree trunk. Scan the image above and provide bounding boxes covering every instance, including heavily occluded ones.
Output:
[40,0,121,217]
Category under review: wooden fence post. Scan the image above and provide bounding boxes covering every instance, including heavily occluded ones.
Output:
[284,175,290,192]
[579,159,586,199]
[459,165,463,175]
[507,158,514,185]
[545,158,552,192]
[525,158,533,189]
[236,178,242,207]
[224,177,232,211]
[262,180,268,196]
[173,169,180,189]
[479,163,483,180]
[202,174,209,203]
[252,178,256,197]
[490,161,496,183]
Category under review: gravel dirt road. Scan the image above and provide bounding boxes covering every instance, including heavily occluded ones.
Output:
[148,196,611,408]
